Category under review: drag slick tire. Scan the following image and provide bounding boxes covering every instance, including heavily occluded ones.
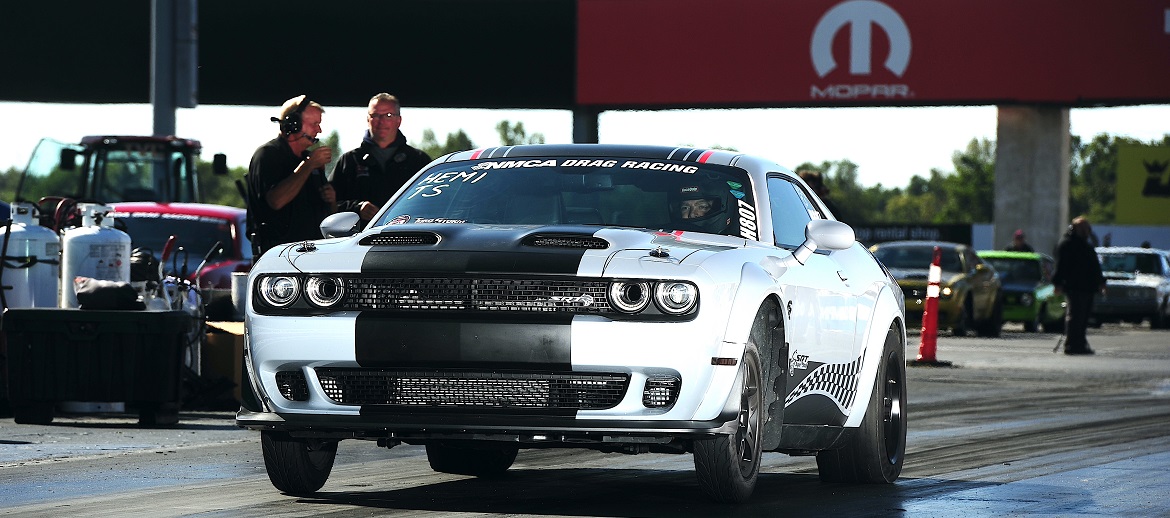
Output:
[693,343,764,503]
[261,431,338,495]
[426,441,519,477]
[816,324,906,483]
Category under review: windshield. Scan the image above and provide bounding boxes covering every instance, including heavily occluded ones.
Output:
[1100,253,1162,275]
[91,147,196,203]
[873,245,964,272]
[373,158,756,239]
[114,212,247,264]
[15,138,198,204]
[14,138,84,203]
[984,257,1041,283]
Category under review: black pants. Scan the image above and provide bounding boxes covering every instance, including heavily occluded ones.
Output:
[1065,290,1095,351]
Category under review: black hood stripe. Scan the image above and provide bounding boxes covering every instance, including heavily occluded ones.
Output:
[359,226,594,275]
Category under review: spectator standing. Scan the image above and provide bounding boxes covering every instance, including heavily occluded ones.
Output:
[246,95,336,255]
[1051,216,1106,355]
[1004,229,1034,252]
[331,93,432,226]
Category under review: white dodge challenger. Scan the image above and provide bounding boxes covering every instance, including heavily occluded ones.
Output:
[238,144,907,503]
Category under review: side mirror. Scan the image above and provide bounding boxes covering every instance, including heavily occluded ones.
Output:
[320,211,361,238]
[790,219,855,265]
[213,153,228,176]
[59,148,78,171]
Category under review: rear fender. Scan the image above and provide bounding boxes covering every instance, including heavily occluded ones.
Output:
[842,284,904,428]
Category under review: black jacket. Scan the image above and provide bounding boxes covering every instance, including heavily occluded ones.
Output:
[1052,229,1105,293]
[331,131,431,224]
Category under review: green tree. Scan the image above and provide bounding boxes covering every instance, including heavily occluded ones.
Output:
[496,120,544,146]
[936,138,996,223]
[419,129,475,159]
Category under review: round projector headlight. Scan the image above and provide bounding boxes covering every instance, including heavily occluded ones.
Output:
[654,281,698,315]
[259,275,300,307]
[609,281,651,313]
[305,276,346,307]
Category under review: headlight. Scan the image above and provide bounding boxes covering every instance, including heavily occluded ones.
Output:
[259,275,300,307]
[609,281,651,313]
[305,276,346,307]
[940,286,954,298]
[1020,293,1034,306]
[654,281,698,315]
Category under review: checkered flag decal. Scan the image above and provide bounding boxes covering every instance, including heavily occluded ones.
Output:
[783,349,865,413]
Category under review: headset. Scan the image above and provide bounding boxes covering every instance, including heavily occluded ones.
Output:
[271,95,313,136]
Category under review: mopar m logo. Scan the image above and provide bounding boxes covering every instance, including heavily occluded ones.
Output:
[810,0,912,100]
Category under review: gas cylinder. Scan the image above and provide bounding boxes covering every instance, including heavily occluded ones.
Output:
[1,202,61,308]
[59,204,132,308]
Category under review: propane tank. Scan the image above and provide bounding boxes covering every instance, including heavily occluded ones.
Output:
[1,202,61,308]
[59,203,132,308]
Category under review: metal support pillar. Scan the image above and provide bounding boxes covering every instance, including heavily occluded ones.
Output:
[573,106,600,144]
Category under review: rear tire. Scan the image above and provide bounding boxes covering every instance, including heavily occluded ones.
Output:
[261,431,338,495]
[817,324,906,483]
[694,345,763,503]
[426,441,518,477]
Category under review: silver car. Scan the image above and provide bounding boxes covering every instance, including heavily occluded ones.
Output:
[1094,247,1170,329]
[238,144,907,503]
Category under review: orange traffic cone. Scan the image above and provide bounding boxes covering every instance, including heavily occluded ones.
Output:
[910,245,953,367]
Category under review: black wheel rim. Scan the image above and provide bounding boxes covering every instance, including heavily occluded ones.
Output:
[736,357,762,476]
[881,349,905,464]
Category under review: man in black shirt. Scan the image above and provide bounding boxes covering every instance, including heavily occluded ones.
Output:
[331,93,431,227]
[1052,216,1106,355]
[247,95,336,255]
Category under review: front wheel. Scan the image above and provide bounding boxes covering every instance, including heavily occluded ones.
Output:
[693,345,763,503]
[976,295,1004,337]
[1150,300,1167,329]
[817,324,906,483]
[951,298,973,337]
[1024,305,1041,333]
[261,431,338,495]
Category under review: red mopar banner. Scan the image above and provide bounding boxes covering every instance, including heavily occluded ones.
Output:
[577,0,1170,107]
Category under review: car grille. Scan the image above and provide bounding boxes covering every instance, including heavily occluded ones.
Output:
[315,369,629,410]
[341,277,613,313]
[1104,286,1155,300]
[901,286,925,298]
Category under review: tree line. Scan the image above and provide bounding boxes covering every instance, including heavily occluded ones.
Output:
[1,125,1165,226]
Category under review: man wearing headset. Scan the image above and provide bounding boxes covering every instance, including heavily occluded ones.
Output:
[330,93,431,226]
[247,95,336,255]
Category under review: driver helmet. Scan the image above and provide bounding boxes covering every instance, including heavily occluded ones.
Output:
[669,183,729,234]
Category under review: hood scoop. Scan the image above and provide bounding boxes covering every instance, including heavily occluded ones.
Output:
[522,233,609,250]
[360,231,441,246]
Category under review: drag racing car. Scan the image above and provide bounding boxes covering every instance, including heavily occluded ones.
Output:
[237,144,908,503]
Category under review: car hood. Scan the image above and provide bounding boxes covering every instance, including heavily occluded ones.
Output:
[251,225,750,277]
[886,267,963,285]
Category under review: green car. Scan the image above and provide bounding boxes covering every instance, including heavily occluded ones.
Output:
[977,250,1066,333]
